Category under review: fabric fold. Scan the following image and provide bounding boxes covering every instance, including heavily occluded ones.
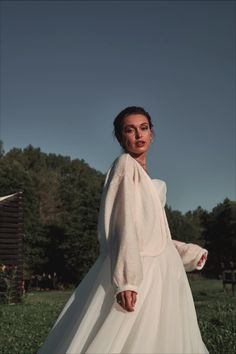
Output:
[109,173,143,294]
[172,240,208,272]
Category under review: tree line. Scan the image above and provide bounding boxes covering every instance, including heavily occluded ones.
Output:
[0,142,235,283]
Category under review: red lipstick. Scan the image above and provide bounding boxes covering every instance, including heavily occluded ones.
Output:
[136,141,145,147]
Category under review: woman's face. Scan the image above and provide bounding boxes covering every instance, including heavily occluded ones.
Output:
[120,114,153,156]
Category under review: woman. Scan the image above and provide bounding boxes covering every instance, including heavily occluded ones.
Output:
[38,106,208,354]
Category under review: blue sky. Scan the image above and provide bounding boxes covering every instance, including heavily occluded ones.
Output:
[0,0,235,213]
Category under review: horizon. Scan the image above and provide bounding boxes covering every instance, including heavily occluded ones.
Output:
[1,140,234,215]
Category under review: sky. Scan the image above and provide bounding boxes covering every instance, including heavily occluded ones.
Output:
[0,0,235,213]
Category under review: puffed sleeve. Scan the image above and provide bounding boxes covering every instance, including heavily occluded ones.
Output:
[172,240,208,272]
[159,181,167,208]
[108,169,143,295]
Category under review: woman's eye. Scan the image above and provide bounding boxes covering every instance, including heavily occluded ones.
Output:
[141,126,148,130]
[125,128,135,134]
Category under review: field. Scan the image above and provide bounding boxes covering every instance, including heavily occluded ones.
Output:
[0,279,235,354]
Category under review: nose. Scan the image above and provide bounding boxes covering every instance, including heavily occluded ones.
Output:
[135,128,142,139]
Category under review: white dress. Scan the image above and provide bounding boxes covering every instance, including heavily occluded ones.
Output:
[38,153,208,354]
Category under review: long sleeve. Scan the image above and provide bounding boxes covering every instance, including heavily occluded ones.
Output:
[108,172,143,295]
[172,240,208,272]
[155,180,208,272]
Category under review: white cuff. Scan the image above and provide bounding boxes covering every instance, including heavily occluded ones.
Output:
[114,284,138,296]
[196,250,208,270]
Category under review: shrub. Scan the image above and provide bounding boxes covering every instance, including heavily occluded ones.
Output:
[0,263,19,304]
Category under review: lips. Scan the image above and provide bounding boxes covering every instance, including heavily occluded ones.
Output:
[135,141,145,147]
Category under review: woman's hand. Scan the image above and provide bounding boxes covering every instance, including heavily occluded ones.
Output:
[116,290,137,312]
[197,252,207,268]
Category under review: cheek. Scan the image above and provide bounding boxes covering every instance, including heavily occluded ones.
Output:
[127,136,135,145]
[122,135,135,147]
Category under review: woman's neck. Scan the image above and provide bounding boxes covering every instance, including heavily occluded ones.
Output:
[129,152,147,172]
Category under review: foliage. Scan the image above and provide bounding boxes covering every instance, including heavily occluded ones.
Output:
[0,140,4,158]
[0,144,104,284]
[0,263,18,304]
[0,142,235,283]
[166,200,236,277]
[201,198,236,277]
[166,205,207,246]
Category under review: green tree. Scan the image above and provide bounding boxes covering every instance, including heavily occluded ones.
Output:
[201,198,236,276]
[0,140,5,158]
[0,157,48,275]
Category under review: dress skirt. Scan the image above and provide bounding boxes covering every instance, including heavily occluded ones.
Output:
[38,238,208,354]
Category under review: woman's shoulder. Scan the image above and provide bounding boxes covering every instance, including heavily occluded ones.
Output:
[103,153,137,188]
[110,153,135,177]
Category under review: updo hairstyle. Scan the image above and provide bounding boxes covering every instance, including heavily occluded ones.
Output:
[113,106,154,144]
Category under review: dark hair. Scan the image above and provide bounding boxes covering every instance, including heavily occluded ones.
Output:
[113,106,153,144]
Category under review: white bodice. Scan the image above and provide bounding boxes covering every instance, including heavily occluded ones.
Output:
[151,179,167,208]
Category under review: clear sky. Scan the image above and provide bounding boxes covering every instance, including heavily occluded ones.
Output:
[1,0,235,213]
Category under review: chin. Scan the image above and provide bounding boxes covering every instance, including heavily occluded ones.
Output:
[127,146,150,156]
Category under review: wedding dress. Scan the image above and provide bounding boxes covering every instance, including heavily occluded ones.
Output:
[38,153,208,354]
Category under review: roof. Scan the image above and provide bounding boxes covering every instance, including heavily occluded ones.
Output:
[0,192,22,203]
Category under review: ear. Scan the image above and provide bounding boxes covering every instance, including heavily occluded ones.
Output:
[150,130,153,142]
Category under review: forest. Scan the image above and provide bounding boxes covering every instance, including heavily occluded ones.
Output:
[0,142,235,284]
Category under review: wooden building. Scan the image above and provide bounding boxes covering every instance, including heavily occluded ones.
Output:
[0,192,24,302]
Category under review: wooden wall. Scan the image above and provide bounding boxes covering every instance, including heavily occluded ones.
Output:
[0,192,24,302]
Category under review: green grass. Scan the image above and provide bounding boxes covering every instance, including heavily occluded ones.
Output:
[189,278,236,354]
[0,280,235,354]
[0,290,73,354]
[23,290,72,305]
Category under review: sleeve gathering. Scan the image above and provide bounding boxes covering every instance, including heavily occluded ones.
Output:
[172,240,208,272]
[108,172,143,295]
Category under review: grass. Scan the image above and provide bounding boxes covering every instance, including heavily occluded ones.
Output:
[0,279,235,354]
[189,278,236,354]
[0,290,73,354]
